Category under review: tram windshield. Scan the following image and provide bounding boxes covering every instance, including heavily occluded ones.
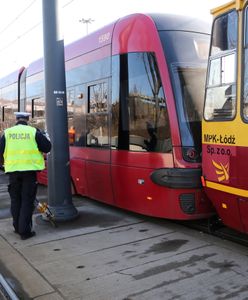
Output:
[204,10,237,121]
[159,31,210,161]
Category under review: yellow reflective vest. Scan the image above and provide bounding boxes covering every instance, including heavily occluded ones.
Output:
[3,125,45,172]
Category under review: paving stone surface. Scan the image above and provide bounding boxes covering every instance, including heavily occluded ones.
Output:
[0,171,248,299]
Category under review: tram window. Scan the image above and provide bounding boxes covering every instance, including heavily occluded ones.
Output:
[208,58,221,86]
[222,54,235,83]
[159,30,210,159]
[211,10,237,55]
[205,52,236,120]
[26,98,46,131]
[67,85,87,146]
[26,72,44,99]
[85,82,109,148]
[112,53,172,153]
[24,72,45,129]
[205,84,236,121]
[2,106,17,129]
[0,84,18,129]
[88,83,108,113]
[205,11,237,121]
[67,89,75,124]
[86,114,109,147]
[66,57,111,87]
[208,53,235,87]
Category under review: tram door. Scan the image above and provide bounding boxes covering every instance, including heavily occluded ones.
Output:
[84,80,114,204]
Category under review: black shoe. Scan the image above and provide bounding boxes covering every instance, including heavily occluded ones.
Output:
[21,231,36,240]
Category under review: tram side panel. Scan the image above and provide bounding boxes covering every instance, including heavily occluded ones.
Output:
[65,40,113,205]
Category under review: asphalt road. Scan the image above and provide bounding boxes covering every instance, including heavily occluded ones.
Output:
[1,171,248,299]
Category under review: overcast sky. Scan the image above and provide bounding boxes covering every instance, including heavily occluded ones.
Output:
[0,0,227,78]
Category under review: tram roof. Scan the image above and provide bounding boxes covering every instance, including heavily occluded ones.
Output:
[149,13,210,35]
[0,67,24,89]
[211,0,247,17]
[11,12,212,79]
[27,13,211,77]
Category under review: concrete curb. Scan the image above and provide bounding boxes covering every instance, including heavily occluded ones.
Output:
[0,235,54,298]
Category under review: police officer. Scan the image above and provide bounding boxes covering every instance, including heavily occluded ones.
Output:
[0,112,51,240]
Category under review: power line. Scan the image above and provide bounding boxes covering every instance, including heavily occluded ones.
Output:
[0,22,41,54]
[0,0,37,36]
[62,0,76,8]
[0,0,77,56]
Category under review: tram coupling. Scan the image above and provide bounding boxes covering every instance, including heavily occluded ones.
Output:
[35,199,57,227]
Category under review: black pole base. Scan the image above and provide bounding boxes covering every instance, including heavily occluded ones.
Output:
[49,205,79,222]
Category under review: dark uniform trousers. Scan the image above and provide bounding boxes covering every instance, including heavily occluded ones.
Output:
[8,171,37,235]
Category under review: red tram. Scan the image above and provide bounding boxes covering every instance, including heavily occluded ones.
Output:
[0,13,214,220]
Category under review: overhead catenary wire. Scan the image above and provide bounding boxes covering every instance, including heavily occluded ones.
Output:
[0,22,41,54]
[62,0,76,8]
[0,0,37,36]
[0,0,76,55]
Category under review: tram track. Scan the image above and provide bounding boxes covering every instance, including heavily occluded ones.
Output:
[181,218,248,247]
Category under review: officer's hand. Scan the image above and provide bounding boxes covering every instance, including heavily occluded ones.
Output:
[43,131,50,141]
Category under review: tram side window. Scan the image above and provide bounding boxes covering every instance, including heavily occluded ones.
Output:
[26,97,46,131]
[67,85,87,146]
[24,72,46,130]
[86,82,109,147]
[67,89,76,145]
[242,7,248,120]
[0,84,18,130]
[1,106,17,130]
[211,10,237,55]
[204,10,237,121]
[112,53,172,153]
